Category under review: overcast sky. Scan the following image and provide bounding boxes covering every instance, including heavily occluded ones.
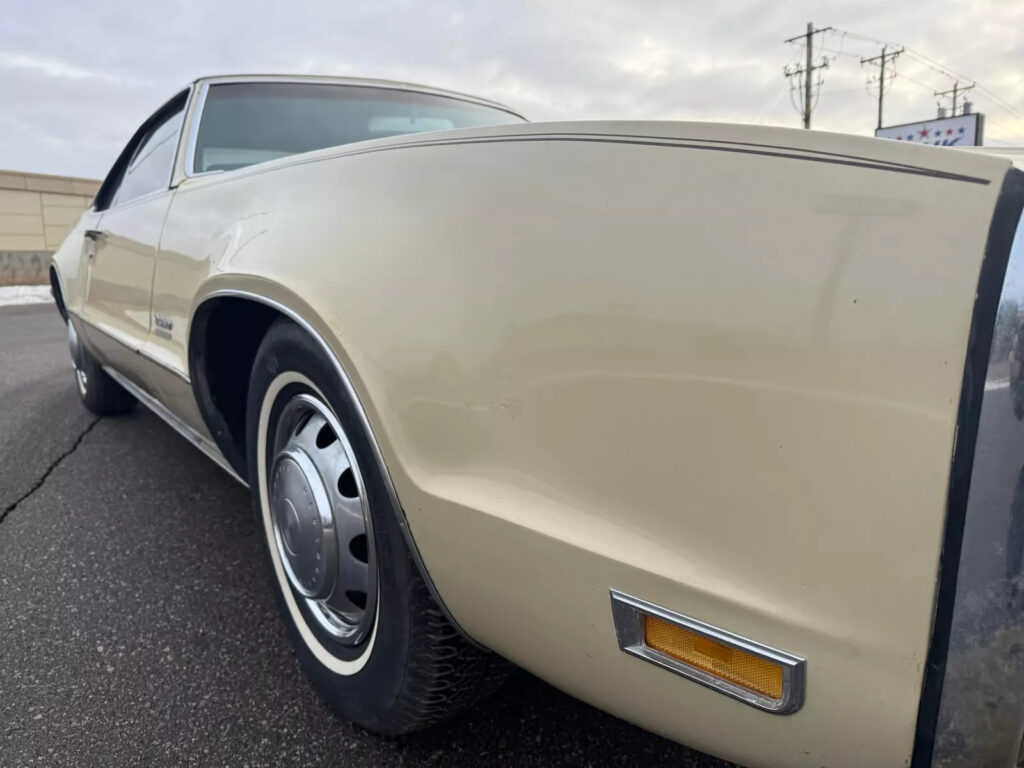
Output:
[3,0,1024,179]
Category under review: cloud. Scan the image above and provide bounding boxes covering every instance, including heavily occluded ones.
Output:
[0,52,122,83]
[2,0,1023,178]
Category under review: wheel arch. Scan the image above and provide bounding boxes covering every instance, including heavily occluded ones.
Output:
[49,263,68,322]
[188,292,280,478]
[187,280,479,646]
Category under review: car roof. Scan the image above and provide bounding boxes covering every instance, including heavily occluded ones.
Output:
[189,74,525,120]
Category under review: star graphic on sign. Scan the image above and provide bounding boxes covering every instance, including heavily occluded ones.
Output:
[920,127,930,137]
[958,127,966,134]
[947,129,953,135]
[934,130,941,137]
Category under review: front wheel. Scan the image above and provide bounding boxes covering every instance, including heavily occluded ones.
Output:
[245,319,502,734]
[67,319,136,416]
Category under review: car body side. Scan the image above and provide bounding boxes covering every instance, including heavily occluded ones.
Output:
[51,77,1021,767]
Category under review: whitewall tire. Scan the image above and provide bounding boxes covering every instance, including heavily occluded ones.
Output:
[245,319,504,734]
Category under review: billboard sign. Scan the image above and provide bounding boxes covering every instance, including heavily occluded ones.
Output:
[875,113,984,146]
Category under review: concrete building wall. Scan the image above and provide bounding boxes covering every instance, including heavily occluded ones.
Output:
[0,170,100,285]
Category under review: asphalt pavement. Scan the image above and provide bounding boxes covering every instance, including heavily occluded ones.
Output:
[0,304,731,768]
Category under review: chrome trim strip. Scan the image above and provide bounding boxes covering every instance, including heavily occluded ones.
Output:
[103,364,246,487]
[72,311,191,384]
[104,85,192,210]
[182,82,213,179]
[609,590,806,715]
[103,185,174,212]
[144,349,190,383]
[164,85,193,194]
[195,289,480,647]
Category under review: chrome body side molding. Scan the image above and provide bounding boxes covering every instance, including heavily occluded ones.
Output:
[103,364,246,487]
[610,590,806,715]
[74,311,191,384]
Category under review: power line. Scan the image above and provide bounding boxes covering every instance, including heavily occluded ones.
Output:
[848,55,1024,143]
[816,47,864,61]
[831,29,899,49]
[968,82,1024,122]
[934,81,975,117]
[897,50,1012,118]
[889,76,1024,143]
[900,46,1024,120]
[830,27,1024,121]
[890,64,1024,127]
[775,23,1024,144]
[752,80,790,124]
[783,22,833,128]
[972,97,1024,124]
[861,46,903,129]
[823,86,880,95]
[897,72,944,95]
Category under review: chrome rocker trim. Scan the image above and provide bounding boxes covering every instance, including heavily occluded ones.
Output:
[72,311,191,384]
[103,365,246,487]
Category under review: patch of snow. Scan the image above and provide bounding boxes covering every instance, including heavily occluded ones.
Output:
[0,285,53,307]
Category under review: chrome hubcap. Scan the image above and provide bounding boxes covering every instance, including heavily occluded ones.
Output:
[270,394,376,645]
[271,449,337,598]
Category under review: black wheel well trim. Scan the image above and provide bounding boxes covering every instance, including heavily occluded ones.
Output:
[910,166,1024,767]
[187,296,277,479]
[49,263,68,322]
[189,288,484,650]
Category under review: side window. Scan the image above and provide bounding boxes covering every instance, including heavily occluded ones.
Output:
[108,105,185,207]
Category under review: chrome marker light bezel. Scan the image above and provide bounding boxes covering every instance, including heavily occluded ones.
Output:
[610,590,806,715]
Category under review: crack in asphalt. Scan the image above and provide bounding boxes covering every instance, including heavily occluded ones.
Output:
[0,417,100,525]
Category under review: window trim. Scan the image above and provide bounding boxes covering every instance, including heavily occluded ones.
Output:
[179,76,527,181]
[182,81,215,180]
[94,86,192,212]
[110,107,187,209]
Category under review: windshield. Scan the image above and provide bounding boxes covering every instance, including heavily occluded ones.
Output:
[191,81,525,174]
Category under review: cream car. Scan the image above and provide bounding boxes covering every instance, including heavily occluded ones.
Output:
[50,75,1024,767]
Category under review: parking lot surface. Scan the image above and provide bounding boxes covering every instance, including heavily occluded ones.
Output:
[0,304,731,767]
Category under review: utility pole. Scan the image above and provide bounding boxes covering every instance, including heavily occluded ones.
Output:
[861,45,903,130]
[783,22,833,129]
[934,81,975,117]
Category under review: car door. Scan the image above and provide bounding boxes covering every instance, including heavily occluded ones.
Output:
[79,91,188,377]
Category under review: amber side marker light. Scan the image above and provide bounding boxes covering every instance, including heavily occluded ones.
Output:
[610,590,806,714]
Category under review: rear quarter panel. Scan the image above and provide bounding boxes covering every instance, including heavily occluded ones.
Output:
[159,122,1011,767]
